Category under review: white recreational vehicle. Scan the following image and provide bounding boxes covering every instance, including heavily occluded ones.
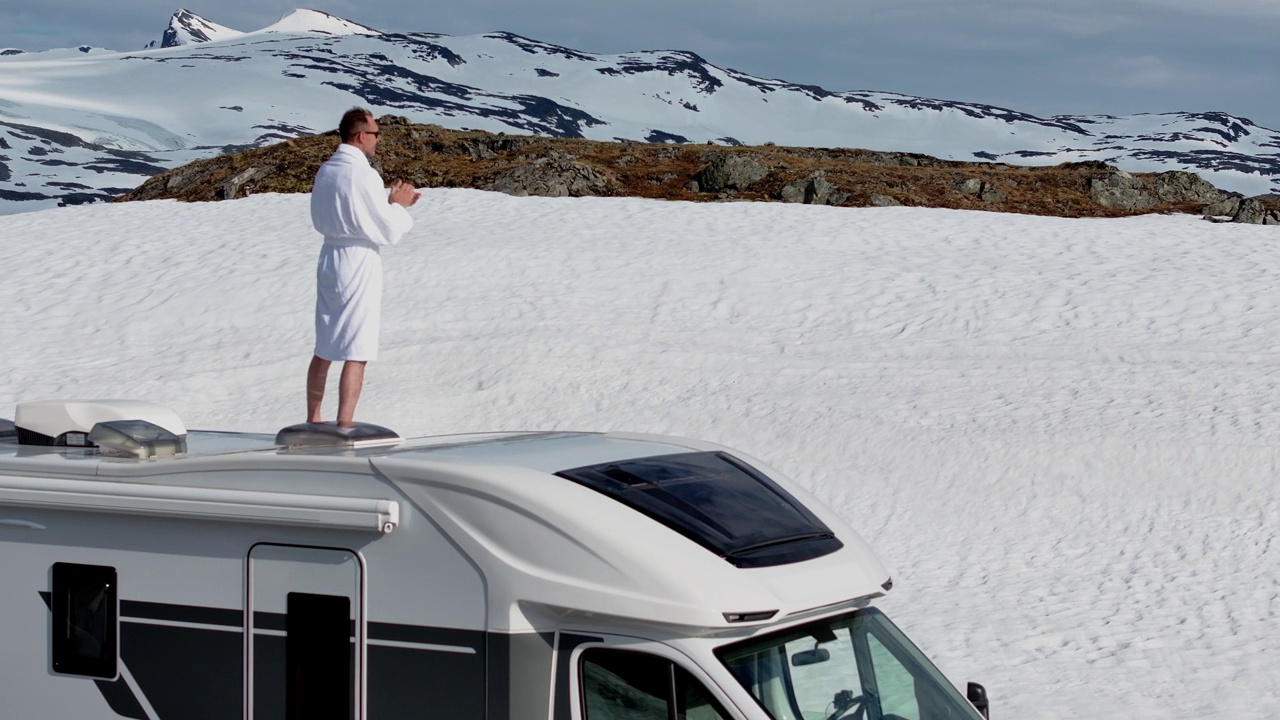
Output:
[0,400,992,720]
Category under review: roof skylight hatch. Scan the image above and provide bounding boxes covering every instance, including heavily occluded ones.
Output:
[556,451,843,568]
[88,420,186,459]
[275,421,402,449]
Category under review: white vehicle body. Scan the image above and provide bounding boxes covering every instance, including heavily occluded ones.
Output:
[0,401,989,720]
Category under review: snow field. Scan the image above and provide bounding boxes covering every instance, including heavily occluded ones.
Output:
[0,190,1276,719]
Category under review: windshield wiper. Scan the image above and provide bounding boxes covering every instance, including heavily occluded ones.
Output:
[726,532,835,558]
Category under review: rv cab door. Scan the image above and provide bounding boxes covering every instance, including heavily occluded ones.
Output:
[565,634,748,720]
[246,544,364,720]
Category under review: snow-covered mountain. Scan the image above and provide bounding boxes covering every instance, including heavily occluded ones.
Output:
[143,8,377,48]
[145,9,244,48]
[1,8,1278,214]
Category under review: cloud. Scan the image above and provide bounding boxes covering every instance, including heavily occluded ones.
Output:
[1126,0,1280,19]
[1097,55,1188,90]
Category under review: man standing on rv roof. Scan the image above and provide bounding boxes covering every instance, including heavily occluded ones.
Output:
[307,107,420,427]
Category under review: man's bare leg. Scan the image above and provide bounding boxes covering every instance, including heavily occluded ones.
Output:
[306,355,331,424]
[336,361,367,427]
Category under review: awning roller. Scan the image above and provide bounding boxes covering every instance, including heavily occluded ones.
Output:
[0,475,399,533]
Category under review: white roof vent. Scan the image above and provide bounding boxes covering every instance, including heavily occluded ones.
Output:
[14,400,187,449]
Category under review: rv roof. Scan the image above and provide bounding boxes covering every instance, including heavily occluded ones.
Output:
[382,432,697,472]
[0,428,279,461]
[0,425,698,475]
[0,421,890,622]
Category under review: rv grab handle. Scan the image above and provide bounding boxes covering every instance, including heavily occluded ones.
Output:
[966,682,990,719]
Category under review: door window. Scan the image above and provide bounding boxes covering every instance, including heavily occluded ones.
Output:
[286,592,353,720]
[866,633,919,720]
[581,648,733,720]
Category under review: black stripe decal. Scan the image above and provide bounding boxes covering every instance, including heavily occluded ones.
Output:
[369,621,485,650]
[46,591,245,629]
[38,589,150,720]
[125,622,243,720]
[54,591,490,651]
[247,612,486,650]
[252,611,288,632]
[255,611,368,640]
[487,633,511,720]
[122,599,243,628]
[94,677,149,720]
[39,588,537,720]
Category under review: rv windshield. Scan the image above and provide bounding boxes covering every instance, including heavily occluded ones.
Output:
[716,608,983,720]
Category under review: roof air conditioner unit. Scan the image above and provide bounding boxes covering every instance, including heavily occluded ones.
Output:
[14,400,187,453]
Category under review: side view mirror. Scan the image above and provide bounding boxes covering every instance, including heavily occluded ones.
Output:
[791,648,831,666]
[966,682,989,719]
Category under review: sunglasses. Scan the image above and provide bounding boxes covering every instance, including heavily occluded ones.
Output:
[362,129,381,137]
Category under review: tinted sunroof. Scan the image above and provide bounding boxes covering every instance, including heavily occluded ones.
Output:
[556,452,842,568]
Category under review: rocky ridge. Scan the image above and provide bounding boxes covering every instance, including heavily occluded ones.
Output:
[120,117,1280,224]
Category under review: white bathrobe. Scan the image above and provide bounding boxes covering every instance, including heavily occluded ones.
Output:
[310,144,414,361]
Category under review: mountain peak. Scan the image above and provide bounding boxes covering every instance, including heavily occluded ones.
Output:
[260,9,380,36]
[146,8,243,49]
[143,8,375,49]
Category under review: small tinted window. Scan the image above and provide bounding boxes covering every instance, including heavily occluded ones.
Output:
[581,649,733,720]
[557,452,842,568]
[51,563,118,679]
[286,592,353,720]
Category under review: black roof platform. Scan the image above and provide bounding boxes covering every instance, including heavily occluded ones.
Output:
[275,421,402,450]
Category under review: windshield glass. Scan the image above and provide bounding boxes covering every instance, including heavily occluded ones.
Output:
[716,607,983,720]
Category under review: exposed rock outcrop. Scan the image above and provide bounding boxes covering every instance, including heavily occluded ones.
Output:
[1232,195,1280,225]
[691,152,769,192]
[490,155,617,197]
[1203,195,1244,218]
[221,165,272,199]
[1153,171,1226,204]
[1091,169,1229,212]
[1089,171,1157,211]
[779,170,849,205]
[952,177,1006,203]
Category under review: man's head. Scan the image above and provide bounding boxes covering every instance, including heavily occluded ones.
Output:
[338,107,380,157]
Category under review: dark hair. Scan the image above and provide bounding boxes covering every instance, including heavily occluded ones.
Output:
[338,107,373,142]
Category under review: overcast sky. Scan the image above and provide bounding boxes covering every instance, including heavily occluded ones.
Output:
[3,0,1278,130]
